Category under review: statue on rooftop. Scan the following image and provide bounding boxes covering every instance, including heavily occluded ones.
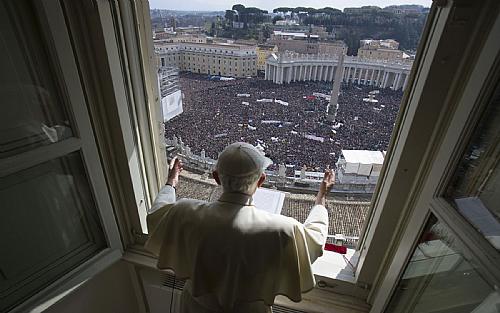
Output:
[300,165,307,180]
[278,163,286,178]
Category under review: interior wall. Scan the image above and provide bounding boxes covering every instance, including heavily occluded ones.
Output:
[44,261,142,313]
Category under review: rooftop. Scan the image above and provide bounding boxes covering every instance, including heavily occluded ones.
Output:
[155,41,255,50]
[342,150,385,165]
[273,31,320,39]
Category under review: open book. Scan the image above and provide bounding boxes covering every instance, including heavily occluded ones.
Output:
[210,187,286,215]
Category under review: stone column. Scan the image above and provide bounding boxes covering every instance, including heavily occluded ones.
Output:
[383,71,390,88]
[394,72,401,89]
[357,68,362,85]
[370,68,375,86]
[364,68,369,85]
[402,73,409,91]
[397,72,403,90]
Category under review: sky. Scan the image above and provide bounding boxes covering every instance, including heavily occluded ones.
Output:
[149,0,432,12]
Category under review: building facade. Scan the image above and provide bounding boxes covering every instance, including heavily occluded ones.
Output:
[360,39,400,50]
[269,31,347,56]
[264,52,412,90]
[157,35,207,44]
[318,41,348,57]
[357,39,408,61]
[358,48,405,60]
[156,42,257,78]
[256,44,278,72]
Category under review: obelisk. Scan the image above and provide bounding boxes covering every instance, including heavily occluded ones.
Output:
[327,54,345,122]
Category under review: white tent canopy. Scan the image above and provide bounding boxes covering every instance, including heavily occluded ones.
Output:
[341,150,384,176]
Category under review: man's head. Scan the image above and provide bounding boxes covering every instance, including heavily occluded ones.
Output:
[213,142,273,195]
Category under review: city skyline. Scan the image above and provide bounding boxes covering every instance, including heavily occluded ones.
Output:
[149,0,432,12]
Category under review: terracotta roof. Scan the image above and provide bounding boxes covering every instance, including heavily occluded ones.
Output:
[175,172,370,239]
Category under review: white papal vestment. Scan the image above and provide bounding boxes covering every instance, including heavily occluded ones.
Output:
[145,185,328,313]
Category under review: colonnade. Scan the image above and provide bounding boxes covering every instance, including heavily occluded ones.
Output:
[265,55,412,91]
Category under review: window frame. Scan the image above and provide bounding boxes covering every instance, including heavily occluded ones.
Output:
[368,2,500,311]
[3,1,123,311]
[118,0,449,301]
[60,0,499,311]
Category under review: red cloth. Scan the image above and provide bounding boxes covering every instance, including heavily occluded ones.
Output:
[324,243,347,254]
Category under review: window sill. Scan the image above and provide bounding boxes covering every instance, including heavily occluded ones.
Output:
[123,247,370,311]
[312,249,358,284]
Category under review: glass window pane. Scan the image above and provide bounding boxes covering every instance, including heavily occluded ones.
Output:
[0,1,74,158]
[446,81,500,250]
[386,215,497,313]
[0,151,106,312]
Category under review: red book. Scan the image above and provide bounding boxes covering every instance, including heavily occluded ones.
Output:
[324,243,347,254]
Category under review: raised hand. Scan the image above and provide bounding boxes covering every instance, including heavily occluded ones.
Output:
[166,157,183,188]
[320,167,335,193]
[316,167,335,206]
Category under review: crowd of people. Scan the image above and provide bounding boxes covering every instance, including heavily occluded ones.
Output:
[165,72,403,173]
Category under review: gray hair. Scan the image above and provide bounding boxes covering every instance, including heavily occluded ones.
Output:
[218,171,262,194]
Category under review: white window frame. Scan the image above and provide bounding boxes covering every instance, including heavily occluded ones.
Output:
[370,4,500,311]
[4,1,123,312]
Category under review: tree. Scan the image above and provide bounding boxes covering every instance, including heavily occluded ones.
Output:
[232,4,245,12]
[210,22,216,36]
[262,24,272,39]
[273,7,292,14]
[225,10,235,22]
[272,15,284,24]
